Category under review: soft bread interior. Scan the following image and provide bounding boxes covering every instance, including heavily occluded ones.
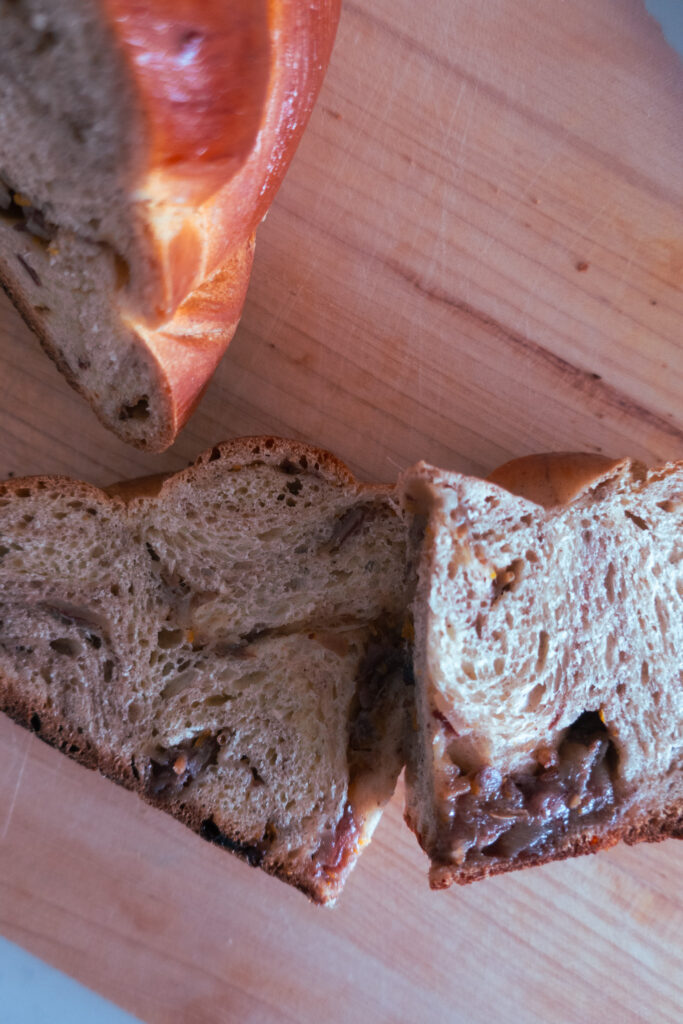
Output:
[402,460,683,886]
[142,446,404,642]
[0,0,148,300]
[0,1,254,449]
[0,216,170,444]
[0,478,159,756]
[0,0,174,444]
[0,443,409,902]
[134,444,409,896]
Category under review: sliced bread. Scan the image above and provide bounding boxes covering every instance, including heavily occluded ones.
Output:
[0,1,340,449]
[399,453,683,889]
[2,443,680,901]
[0,438,408,903]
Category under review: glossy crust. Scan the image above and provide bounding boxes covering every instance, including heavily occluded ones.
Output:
[105,0,342,450]
[104,0,341,320]
[124,240,257,448]
[421,451,682,890]
[1,2,340,450]
[0,239,255,451]
[125,0,339,448]
[0,437,394,904]
[486,452,627,509]
[104,472,171,501]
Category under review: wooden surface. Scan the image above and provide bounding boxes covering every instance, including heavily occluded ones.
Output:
[1,1,682,1021]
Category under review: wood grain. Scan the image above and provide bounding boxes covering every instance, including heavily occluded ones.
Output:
[0,1,682,1021]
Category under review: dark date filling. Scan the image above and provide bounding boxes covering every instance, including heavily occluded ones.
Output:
[309,803,361,885]
[347,633,408,775]
[0,182,57,242]
[148,732,220,796]
[311,624,410,888]
[148,620,409,891]
[435,711,618,866]
[321,503,379,554]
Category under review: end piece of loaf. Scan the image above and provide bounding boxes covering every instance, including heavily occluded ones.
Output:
[399,454,683,889]
[0,1,340,449]
[0,438,409,903]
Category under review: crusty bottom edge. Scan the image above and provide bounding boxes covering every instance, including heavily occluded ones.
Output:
[407,806,683,891]
[0,679,338,905]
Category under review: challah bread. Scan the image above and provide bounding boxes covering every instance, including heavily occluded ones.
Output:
[0,0,340,449]
[0,438,409,903]
[3,443,680,901]
[400,454,683,889]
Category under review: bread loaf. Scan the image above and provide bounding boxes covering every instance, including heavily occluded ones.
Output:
[2,442,680,901]
[0,438,409,903]
[399,453,683,889]
[0,1,340,450]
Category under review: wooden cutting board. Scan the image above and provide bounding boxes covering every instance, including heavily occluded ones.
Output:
[1,1,681,1021]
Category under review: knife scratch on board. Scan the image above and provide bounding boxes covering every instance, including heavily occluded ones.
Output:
[453,80,479,177]
[612,241,643,307]
[1,734,31,842]
[478,131,572,261]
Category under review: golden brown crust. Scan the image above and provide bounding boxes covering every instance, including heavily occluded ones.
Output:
[0,240,254,453]
[104,474,171,502]
[487,452,628,508]
[101,0,341,324]
[1,3,341,450]
[103,0,272,206]
[141,240,255,447]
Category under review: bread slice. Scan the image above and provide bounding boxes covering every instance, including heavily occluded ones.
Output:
[0,1,340,450]
[5,443,679,900]
[0,438,408,903]
[399,453,683,889]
